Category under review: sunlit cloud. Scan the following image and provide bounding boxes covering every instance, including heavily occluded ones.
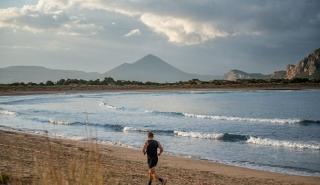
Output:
[0,0,102,36]
[140,13,228,45]
[124,28,141,37]
[0,0,230,45]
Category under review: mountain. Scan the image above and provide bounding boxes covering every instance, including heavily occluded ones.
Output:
[0,66,101,83]
[0,55,221,83]
[286,48,320,80]
[103,54,221,82]
[224,70,269,81]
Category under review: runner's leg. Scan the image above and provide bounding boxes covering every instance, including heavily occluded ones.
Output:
[148,169,153,185]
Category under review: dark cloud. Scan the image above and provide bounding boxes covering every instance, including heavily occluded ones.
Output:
[0,0,319,75]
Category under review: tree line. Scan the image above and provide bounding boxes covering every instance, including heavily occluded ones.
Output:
[1,77,319,87]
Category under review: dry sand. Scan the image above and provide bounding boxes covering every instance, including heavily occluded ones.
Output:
[0,130,319,185]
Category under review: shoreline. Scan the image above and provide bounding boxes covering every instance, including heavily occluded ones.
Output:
[0,129,319,184]
[1,125,319,178]
[1,85,320,96]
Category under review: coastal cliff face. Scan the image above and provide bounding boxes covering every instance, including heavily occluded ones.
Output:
[286,48,320,80]
[225,48,320,81]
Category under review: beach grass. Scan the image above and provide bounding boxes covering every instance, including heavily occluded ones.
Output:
[32,138,105,185]
[0,128,106,185]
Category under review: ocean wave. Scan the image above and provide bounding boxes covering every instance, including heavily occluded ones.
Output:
[174,131,320,150]
[123,126,148,132]
[122,126,174,135]
[74,122,124,131]
[53,134,94,141]
[174,131,248,141]
[146,110,320,125]
[145,110,184,117]
[182,113,304,124]
[0,109,16,116]
[247,137,320,150]
[46,119,124,131]
[99,102,123,110]
[48,119,72,125]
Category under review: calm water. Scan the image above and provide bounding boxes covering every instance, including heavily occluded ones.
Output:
[0,90,319,176]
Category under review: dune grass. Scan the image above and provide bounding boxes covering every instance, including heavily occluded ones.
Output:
[30,120,106,185]
[1,116,106,185]
[32,138,105,185]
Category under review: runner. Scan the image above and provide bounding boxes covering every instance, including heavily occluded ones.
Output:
[142,132,167,185]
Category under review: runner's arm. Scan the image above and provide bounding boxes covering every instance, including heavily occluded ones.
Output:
[158,142,163,156]
[142,141,148,155]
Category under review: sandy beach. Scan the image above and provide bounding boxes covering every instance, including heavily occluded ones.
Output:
[0,130,319,185]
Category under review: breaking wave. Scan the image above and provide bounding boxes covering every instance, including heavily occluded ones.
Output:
[182,113,309,124]
[123,126,174,135]
[31,118,124,131]
[145,110,184,117]
[174,131,320,150]
[48,119,71,125]
[145,110,320,125]
[246,137,320,150]
[174,131,249,142]
[0,109,16,116]
[99,102,124,110]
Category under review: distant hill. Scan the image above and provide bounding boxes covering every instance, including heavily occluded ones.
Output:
[0,55,222,84]
[224,70,270,81]
[225,48,320,81]
[103,54,221,82]
[0,66,101,83]
[224,69,286,81]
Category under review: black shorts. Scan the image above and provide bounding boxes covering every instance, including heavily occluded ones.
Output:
[147,157,158,168]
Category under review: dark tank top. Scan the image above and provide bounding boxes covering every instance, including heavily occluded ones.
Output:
[146,139,159,158]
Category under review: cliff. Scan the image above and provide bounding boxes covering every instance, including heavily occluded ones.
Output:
[286,48,320,80]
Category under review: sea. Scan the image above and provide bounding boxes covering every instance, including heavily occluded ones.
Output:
[0,90,319,176]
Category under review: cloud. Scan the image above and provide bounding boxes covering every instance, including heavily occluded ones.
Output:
[140,13,228,45]
[73,0,230,45]
[0,0,319,46]
[0,0,231,45]
[124,28,141,37]
[0,0,102,36]
[0,44,71,51]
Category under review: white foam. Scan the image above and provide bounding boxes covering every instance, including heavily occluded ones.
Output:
[111,141,135,148]
[99,102,122,110]
[0,109,16,116]
[123,126,148,133]
[182,113,301,124]
[174,131,224,140]
[48,119,71,125]
[247,137,320,150]
[51,133,90,141]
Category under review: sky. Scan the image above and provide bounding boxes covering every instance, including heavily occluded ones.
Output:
[0,0,319,75]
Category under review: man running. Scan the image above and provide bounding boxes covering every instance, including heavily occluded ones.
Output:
[142,132,167,185]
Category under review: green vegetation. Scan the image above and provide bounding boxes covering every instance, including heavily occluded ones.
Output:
[0,77,319,94]
[1,77,319,87]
